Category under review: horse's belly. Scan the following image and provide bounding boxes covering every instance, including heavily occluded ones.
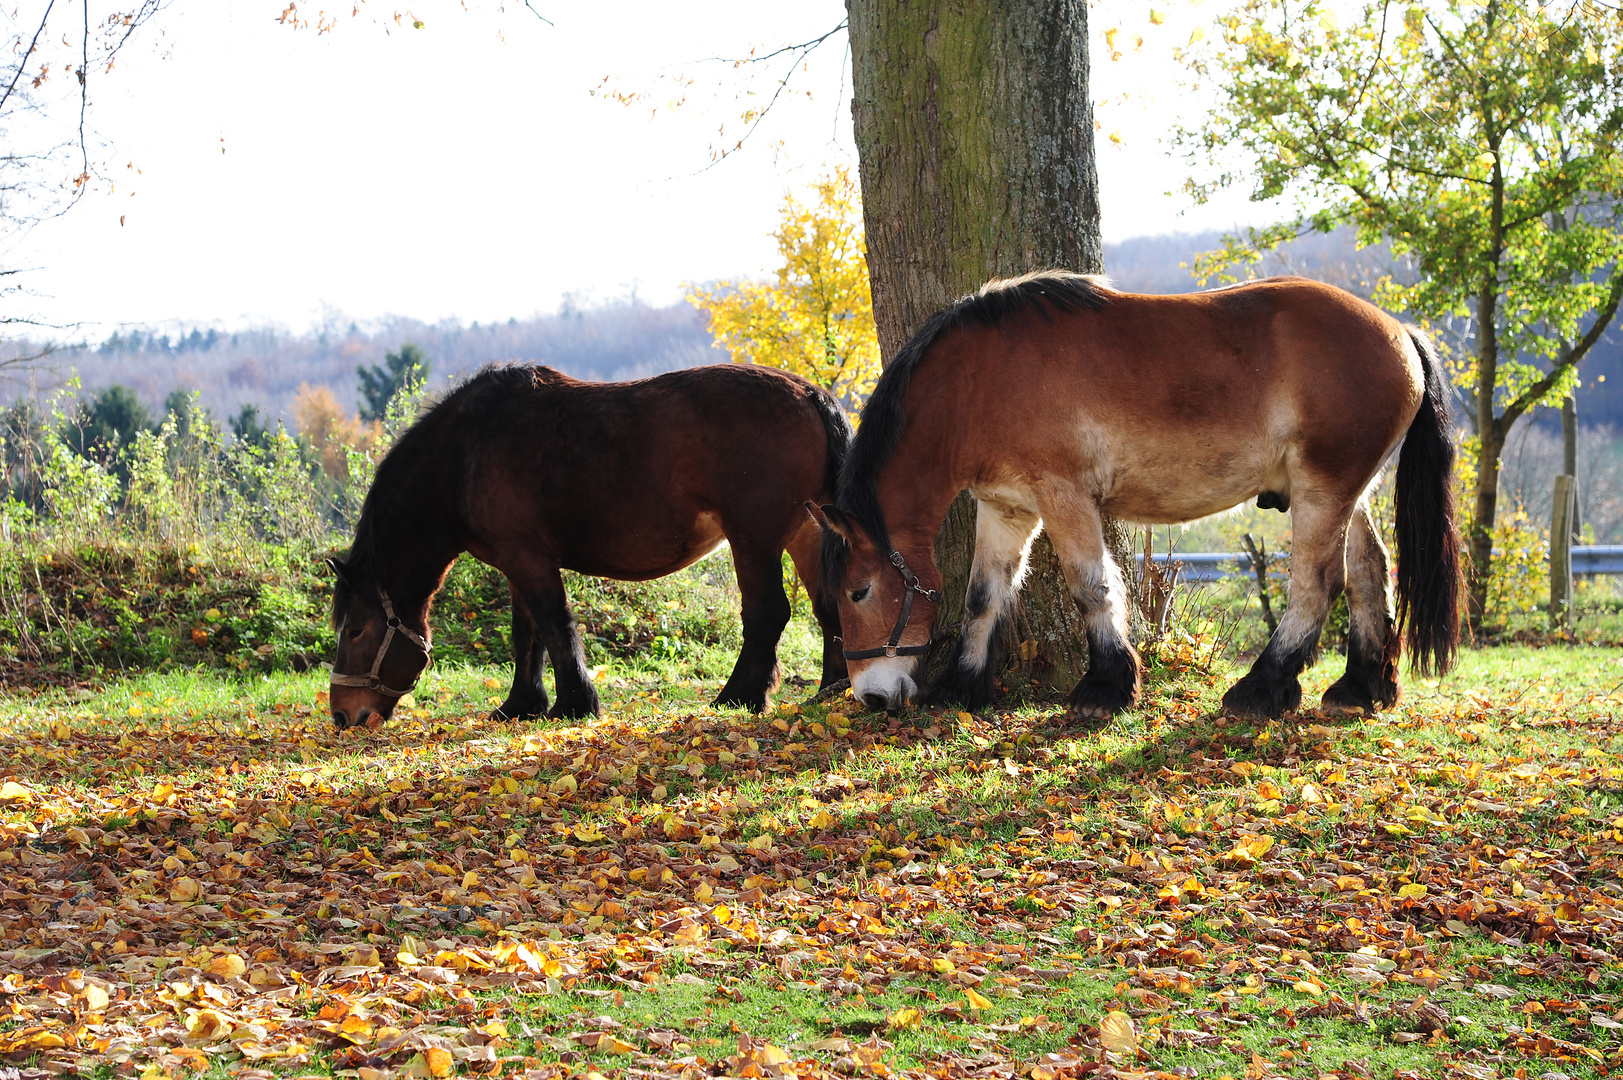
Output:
[562,511,728,581]
[1104,474,1271,525]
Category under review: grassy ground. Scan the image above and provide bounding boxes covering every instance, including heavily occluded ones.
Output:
[2,624,1622,1080]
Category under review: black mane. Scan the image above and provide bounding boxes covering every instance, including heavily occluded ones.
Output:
[331,363,548,627]
[825,271,1112,587]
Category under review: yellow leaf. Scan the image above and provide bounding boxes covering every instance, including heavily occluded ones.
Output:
[572,821,605,843]
[550,773,578,795]
[963,987,993,1011]
[170,877,202,902]
[1149,8,1165,23]
[425,1046,455,1077]
[887,1007,923,1030]
[712,904,732,925]
[933,957,956,974]
[1099,1011,1139,1055]
[809,809,835,830]
[1245,835,1275,857]
[462,871,480,889]
[206,953,246,979]
[185,1008,233,1041]
[1292,980,1322,997]
[1398,883,1428,900]
[0,780,33,803]
[603,1036,637,1055]
[694,882,714,904]
[82,983,111,1011]
[747,832,774,852]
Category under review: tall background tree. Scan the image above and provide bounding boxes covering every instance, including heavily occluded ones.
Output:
[357,342,432,423]
[1181,0,1623,629]
[847,0,1116,692]
[687,166,881,414]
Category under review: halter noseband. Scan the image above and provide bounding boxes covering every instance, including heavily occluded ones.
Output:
[842,550,943,661]
[329,584,431,698]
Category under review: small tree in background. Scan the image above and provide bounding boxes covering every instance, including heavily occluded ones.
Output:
[62,385,156,482]
[687,166,880,413]
[229,404,271,449]
[1180,0,1623,629]
[295,384,373,482]
[357,343,432,423]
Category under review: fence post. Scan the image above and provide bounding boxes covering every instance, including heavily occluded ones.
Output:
[1551,474,1576,629]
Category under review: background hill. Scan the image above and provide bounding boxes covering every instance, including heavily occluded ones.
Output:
[4,230,1621,539]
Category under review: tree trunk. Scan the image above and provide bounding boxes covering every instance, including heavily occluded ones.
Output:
[847,0,1122,695]
[1563,394,1580,543]
[1466,270,1502,630]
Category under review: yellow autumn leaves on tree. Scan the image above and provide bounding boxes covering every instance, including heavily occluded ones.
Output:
[686,166,880,413]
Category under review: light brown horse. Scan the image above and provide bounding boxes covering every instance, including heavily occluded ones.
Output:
[815,272,1460,720]
[328,363,851,730]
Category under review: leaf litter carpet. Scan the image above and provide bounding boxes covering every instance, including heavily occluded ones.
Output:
[2,678,1622,1080]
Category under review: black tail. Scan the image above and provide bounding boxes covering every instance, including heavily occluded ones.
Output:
[805,383,854,501]
[1395,328,1461,676]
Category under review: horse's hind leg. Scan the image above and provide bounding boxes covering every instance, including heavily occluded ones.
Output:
[509,561,601,720]
[934,497,1041,710]
[1322,501,1401,713]
[786,518,847,690]
[1222,497,1352,718]
[716,544,791,712]
[494,582,550,721]
[1034,488,1142,722]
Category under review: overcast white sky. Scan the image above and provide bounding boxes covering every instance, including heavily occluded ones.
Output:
[6,0,1269,336]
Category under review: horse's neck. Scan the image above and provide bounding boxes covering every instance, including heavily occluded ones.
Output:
[368,503,460,618]
[875,427,970,552]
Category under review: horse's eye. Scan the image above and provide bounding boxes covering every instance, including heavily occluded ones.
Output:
[850,585,871,603]
[347,625,365,639]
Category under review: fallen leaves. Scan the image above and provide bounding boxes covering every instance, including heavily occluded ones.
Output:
[1,657,1622,1080]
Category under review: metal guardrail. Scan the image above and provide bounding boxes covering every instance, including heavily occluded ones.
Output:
[1138,546,1623,582]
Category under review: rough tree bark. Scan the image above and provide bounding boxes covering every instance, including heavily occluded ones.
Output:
[847,0,1131,695]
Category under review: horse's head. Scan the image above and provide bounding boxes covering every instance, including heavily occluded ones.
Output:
[810,502,941,712]
[327,557,431,730]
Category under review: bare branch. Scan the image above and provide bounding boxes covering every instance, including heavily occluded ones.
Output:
[0,0,58,118]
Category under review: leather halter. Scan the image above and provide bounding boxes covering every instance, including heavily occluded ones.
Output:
[842,550,943,661]
[329,584,431,698]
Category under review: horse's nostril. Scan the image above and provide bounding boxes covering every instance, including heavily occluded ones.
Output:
[861,692,890,711]
[332,709,349,729]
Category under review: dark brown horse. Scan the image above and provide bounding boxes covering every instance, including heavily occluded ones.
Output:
[815,272,1460,721]
[328,363,851,729]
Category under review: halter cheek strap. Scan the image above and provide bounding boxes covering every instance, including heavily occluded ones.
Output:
[842,550,943,661]
[330,585,431,698]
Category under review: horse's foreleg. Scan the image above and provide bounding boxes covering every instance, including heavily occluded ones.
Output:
[716,545,791,712]
[1222,499,1351,718]
[1322,501,1400,713]
[1037,490,1142,724]
[785,519,846,689]
[510,562,600,720]
[932,498,1040,710]
[494,582,550,721]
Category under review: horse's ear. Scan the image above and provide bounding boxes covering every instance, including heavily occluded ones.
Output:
[807,501,853,543]
[327,556,351,585]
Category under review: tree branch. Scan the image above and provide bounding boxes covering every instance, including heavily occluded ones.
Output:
[0,0,57,118]
[1502,265,1623,426]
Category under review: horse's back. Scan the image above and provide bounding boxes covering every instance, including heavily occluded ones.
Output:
[920,277,1425,524]
[449,363,841,576]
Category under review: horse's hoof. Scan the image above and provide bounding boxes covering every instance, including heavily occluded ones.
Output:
[1064,702,1116,731]
[547,696,601,721]
[713,692,768,713]
[1320,676,1374,716]
[1221,673,1301,718]
[494,697,547,722]
[1067,674,1137,720]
